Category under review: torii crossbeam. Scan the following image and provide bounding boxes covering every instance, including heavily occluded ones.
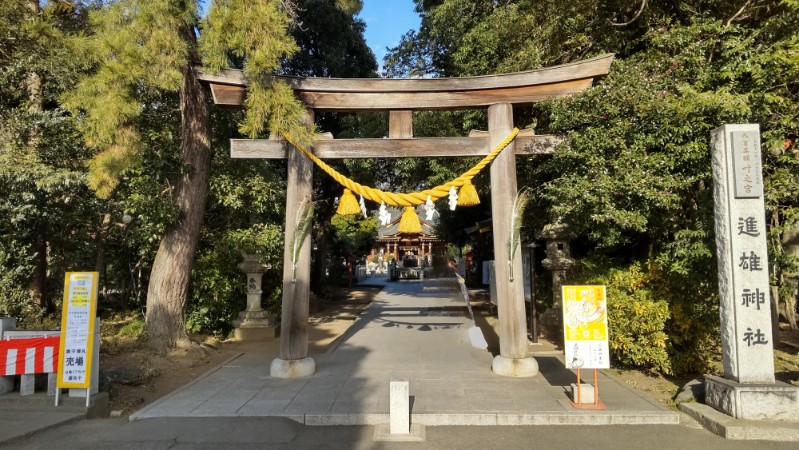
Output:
[197,54,613,378]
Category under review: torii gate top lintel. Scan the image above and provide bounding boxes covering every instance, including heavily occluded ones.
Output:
[197,53,613,111]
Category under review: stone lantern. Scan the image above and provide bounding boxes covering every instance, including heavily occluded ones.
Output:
[232,254,277,340]
[538,223,576,344]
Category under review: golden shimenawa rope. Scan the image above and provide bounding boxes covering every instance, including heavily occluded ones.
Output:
[283,128,520,207]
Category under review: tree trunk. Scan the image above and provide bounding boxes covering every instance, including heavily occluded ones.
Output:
[95,213,112,303]
[25,0,47,309]
[28,225,47,309]
[25,0,42,113]
[144,28,211,352]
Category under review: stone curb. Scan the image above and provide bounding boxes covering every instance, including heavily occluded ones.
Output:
[0,391,109,445]
[165,411,678,427]
[679,401,799,441]
[0,411,85,446]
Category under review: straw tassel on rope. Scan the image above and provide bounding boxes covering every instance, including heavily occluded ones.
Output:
[398,206,423,234]
[336,189,361,215]
[457,179,480,206]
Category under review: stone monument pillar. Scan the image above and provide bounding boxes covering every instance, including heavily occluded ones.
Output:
[538,223,576,344]
[706,124,799,421]
[232,254,277,341]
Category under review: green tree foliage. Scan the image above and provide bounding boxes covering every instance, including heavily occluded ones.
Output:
[63,0,308,195]
[327,214,378,285]
[201,0,314,143]
[330,215,378,257]
[386,0,799,374]
[282,0,375,78]
[0,1,99,320]
[539,11,798,373]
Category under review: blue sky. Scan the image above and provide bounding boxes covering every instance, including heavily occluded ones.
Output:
[358,0,421,70]
[198,1,420,72]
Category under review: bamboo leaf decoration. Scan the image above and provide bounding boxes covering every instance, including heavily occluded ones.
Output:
[290,197,315,282]
[507,188,531,282]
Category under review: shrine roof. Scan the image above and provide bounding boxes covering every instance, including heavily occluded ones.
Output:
[376,207,438,240]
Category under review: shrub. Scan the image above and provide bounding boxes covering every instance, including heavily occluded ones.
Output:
[119,318,145,337]
[661,278,719,375]
[605,265,671,373]
[572,256,716,375]
[186,224,283,336]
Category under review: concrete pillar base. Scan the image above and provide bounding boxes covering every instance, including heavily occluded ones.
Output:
[491,355,539,377]
[705,375,799,421]
[20,374,35,395]
[270,357,316,378]
[0,376,13,395]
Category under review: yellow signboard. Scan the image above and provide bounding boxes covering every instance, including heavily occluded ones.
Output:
[57,272,98,389]
[562,285,609,369]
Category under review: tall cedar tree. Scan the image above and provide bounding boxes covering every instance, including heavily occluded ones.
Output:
[64,0,310,351]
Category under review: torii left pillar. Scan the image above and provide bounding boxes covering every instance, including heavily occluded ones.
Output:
[271,111,316,378]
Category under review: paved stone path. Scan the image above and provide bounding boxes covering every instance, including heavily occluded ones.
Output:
[131,276,677,426]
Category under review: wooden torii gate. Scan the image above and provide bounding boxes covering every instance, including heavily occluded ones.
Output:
[198,54,613,378]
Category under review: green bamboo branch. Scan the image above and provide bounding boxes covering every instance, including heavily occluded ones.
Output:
[507,188,531,282]
[290,197,315,282]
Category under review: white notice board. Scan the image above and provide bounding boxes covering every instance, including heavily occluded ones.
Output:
[56,272,98,389]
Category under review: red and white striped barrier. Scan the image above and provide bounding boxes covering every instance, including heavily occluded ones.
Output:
[0,336,60,376]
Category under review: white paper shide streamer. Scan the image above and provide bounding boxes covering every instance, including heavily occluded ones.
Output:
[424,195,436,221]
[448,187,458,211]
[378,202,391,226]
[359,195,367,218]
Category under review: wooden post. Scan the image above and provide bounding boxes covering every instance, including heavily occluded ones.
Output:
[271,111,316,378]
[389,110,413,138]
[488,103,538,377]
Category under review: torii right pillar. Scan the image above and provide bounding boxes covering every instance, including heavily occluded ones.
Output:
[489,103,539,377]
